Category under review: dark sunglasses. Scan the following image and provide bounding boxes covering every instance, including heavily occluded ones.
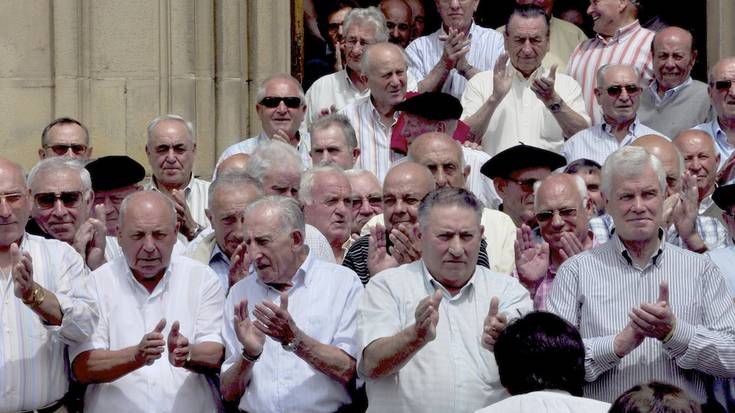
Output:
[259,96,302,109]
[605,84,641,97]
[507,178,538,191]
[712,80,734,91]
[34,191,83,209]
[535,208,578,223]
[43,144,88,155]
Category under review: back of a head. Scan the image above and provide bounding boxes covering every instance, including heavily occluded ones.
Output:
[245,139,304,183]
[609,382,701,413]
[494,311,586,396]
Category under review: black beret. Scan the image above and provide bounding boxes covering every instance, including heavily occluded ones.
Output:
[394,92,463,120]
[481,144,567,179]
[712,182,735,210]
[85,156,145,191]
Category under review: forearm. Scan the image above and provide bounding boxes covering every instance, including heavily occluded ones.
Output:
[552,101,588,138]
[682,232,708,253]
[294,334,356,385]
[186,342,224,374]
[417,60,452,93]
[361,324,425,380]
[220,356,256,402]
[72,347,143,384]
[463,95,502,144]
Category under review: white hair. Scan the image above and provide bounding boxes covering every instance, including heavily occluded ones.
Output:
[245,140,304,184]
[27,157,92,200]
[360,42,409,76]
[342,6,389,43]
[147,114,196,145]
[601,146,667,198]
[596,64,641,88]
[207,173,264,210]
[244,195,306,235]
[299,165,349,205]
[255,73,306,103]
[533,173,588,211]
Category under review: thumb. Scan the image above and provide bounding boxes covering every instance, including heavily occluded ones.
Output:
[489,296,499,318]
[280,291,289,311]
[170,320,180,336]
[432,289,443,307]
[548,64,557,81]
[10,242,19,265]
[154,318,167,333]
[658,280,669,304]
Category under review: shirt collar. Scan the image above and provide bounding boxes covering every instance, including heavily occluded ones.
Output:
[649,77,692,104]
[124,259,174,298]
[255,247,314,292]
[509,61,545,83]
[151,173,195,196]
[601,117,641,141]
[420,260,475,301]
[367,96,401,126]
[597,20,641,45]
[612,228,666,269]
[210,241,230,266]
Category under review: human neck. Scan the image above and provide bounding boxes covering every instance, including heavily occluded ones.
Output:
[605,116,636,141]
[621,235,661,267]
[443,22,471,36]
[371,97,398,127]
[719,116,735,142]
[599,18,635,40]
[346,66,368,92]
[155,175,188,194]
[133,271,164,294]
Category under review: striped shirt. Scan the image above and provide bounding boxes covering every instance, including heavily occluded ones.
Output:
[694,119,735,170]
[215,131,312,172]
[546,233,735,403]
[406,22,505,99]
[562,118,665,165]
[0,234,96,412]
[339,97,405,182]
[566,20,655,125]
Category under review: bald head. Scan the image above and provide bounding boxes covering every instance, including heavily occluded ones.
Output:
[632,135,683,194]
[217,153,251,177]
[0,157,26,189]
[383,161,435,232]
[119,191,177,229]
[652,27,696,92]
[408,132,468,189]
[380,0,412,48]
[361,42,408,109]
[674,129,720,198]
[0,157,30,248]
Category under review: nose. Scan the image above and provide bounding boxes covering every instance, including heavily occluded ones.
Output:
[449,0,461,8]
[165,147,177,162]
[434,168,448,188]
[103,197,116,214]
[276,99,288,112]
[359,198,372,215]
[143,233,156,251]
[631,195,646,212]
[391,26,399,39]
[550,211,565,228]
[0,198,11,217]
[52,198,67,216]
[521,39,534,55]
[447,235,462,256]
[586,3,594,15]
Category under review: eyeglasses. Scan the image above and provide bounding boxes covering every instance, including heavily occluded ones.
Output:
[351,195,383,210]
[507,178,539,191]
[34,191,83,209]
[605,84,641,97]
[43,144,88,156]
[259,96,302,109]
[535,208,578,223]
[712,80,734,91]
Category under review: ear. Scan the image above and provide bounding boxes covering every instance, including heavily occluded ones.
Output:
[144,144,151,157]
[352,147,361,163]
[205,209,213,226]
[291,228,305,249]
[583,197,595,218]
[594,87,602,103]
[38,148,46,160]
[463,164,471,181]
[715,153,721,166]
[494,177,508,196]
[436,121,447,133]
[191,143,197,154]
[360,73,368,84]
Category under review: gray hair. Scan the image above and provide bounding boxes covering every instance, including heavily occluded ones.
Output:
[255,73,306,104]
[245,140,305,184]
[417,187,482,231]
[601,146,667,198]
[27,157,92,200]
[147,114,196,145]
[119,190,177,228]
[596,64,641,88]
[207,173,264,210]
[244,195,306,236]
[360,42,409,76]
[309,113,358,150]
[300,165,349,205]
[708,57,735,84]
[533,173,589,211]
[344,168,380,182]
[343,6,389,44]
[41,117,90,146]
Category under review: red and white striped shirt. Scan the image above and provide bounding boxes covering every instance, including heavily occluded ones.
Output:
[567,20,655,125]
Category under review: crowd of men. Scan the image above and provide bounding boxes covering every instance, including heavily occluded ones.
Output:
[3,0,735,412]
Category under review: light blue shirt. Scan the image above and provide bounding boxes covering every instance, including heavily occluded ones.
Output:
[694,119,735,170]
[706,245,735,295]
[562,117,665,165]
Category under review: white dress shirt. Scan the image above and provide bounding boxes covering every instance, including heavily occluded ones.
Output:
[222,250,363,413]
[707,246,735,295]
[357,260,533,413]
[461,64,589,156]
[145,174,211,244]
[474,390,610,413]
[562,118,665,165]
[70,255,225,413]
[0,233,96,412]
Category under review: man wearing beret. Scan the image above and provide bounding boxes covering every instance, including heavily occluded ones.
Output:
[86,155,145,237]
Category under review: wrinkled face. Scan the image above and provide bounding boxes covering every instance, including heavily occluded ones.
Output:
[310,124,357,169]
[410,138,467,189]
[383,2,413,48]
[365,46,408,108]
[303,172,353,247]
[208,185,260,258]
[595,66,641,125]
[145,120,196,188]
[606,166,664,243]
[31,169,91,244]
[348,173,383,234]
[505,14,549,77]
[709,60,735,121]
[676,134,720,196]
[41,123,92,160]
[420,205,482,290]
[344,23,378,73]
[496,167,551,226]
[327,7,352,45]
[400,114,455,143]
[653,32,696,92]
[587,0,625,37]
[118,198,178,280]
[256,79,306,139]
[94,185,140,236]
[435,0,479,32]
[535,178,589,252]
[244,206,302,285]
[383,167,433,233]
[0,164,31,248]
[406,0,426,38]
[262,168,301,199]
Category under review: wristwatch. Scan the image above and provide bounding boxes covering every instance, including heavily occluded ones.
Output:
[22,284,46,307]
[547,101,562,114]
[281,332,301,352]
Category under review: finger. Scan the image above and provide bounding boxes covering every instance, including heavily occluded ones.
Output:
[431,289,443,307]
[280,291,289,311]
[631,306,659,324]
[548,64,557,81]
[170,320,180,337]
[488,296,499,318]
[145,338,166,348]
[10,243,20,267]
[94,203,105,221]
[154,318,167,333]
[658,280,669,304]
[238,299,250,320]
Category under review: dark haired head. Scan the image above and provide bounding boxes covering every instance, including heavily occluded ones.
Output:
[609,381,701,413]
[41,117,90,146]
[506,4,551,37]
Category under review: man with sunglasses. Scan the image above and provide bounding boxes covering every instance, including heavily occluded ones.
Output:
[345,169,383,237]
[38,117,93,160]
[0,156,96,413]
[563,64,665,166]
[216,74,312,171]
[694,56,735,170]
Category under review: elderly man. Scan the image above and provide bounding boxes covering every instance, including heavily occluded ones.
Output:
[38,117,93,160]
[404,0,424,40]
[218,74,311,169]
[497,0,588,73]
[547,146,735,404]
[340,42,409,182]
[215,153,250,177]
[380,0,412,49]
[357,187,533,412]
[86,155,146,236]
[564,158,605,216]
[0,157,95,413]
[482,144,567,229]
[145,114,209,242]
[563,64,664,165]
[406,0,504,98]
[694,57,735,169]
[407,132,517,273]
[567,0,654,125]
[674,129,723,221]
[301,166,354,262]
[514,174,605,310]
[220,196,363,412]
[185,174,263,292]
[345,169,383,236]
[638,27,712,138]
[70,191,225,413]
[461,4,589,156]
[309,113,360,169]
